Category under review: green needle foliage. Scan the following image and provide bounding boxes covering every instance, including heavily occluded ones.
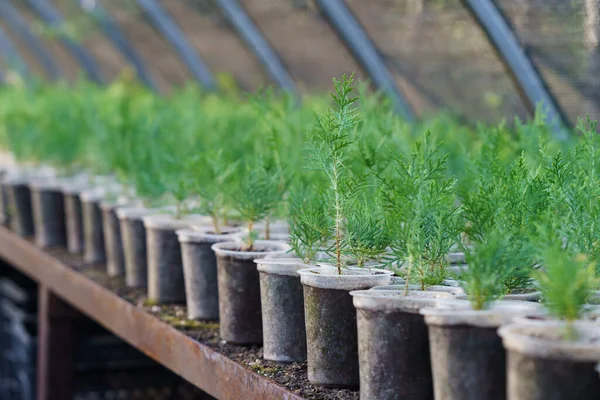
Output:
[536,246,599,340]
[305,74,361,274]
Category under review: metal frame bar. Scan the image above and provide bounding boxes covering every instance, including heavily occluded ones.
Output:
[26,0,104,83]
[462,0,569,139]
[211,0,298,95]
[0,227,303,400]
[314,0,414,121]
[0,1,61,80]
[0,26,30,77]
[136,0,216,89]
[79,0,159,91]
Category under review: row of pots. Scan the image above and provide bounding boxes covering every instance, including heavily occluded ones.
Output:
[1,169,599,399]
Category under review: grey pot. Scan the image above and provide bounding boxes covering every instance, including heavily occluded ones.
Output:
[30,181,66,248]
[422,301,544,400]
[143,214,209,303]
[101,200,129,277]
[500,321,600,400]
[297,267,393,388]
[0,171,10,226]
[177,227,243,320]
[81,189,106,264]
[212,240,289,345]
[351,290,457,400]
[117,207,155,288]
[256,257,307,363]
[62,182,88,254]
[5,180,34,237]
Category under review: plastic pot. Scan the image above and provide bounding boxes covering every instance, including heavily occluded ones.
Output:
[351,290,455,400]
[297,267,393,388]
[81,189,106,264]
[30,180,66,248]
[499,321,600,400]
[143,214,209,303]
[62,181,88,254]
[422,301,544,400]
[117,207,155,288]
[177,227,243,320]
[0,170,10,226]
[5,177,35,237]
[100,200,129,277]
[256,257,307,362]
[212,240,289,345]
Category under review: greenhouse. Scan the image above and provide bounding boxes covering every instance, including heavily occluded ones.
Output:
[0,1,599,400]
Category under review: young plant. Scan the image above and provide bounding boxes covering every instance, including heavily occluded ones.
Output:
[305,74,360,274]
[379,133,462,293]
[287,184,330,264]
[460,229,516,311]
[230,158,281,251]
[536,246,599,339]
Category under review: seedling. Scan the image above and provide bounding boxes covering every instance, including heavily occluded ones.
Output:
[536,246,599,340]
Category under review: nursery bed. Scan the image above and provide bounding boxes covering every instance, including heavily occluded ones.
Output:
[0,226,358,400]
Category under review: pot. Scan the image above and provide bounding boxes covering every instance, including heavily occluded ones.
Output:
[351,290,455,400]
[100,199,130,277]
[422,300,544,400]
[117,207,155,288]
[297,266,393,388]
[81,189,106,264]
[177,227,243,320]
[256,257,307,362]
[212,240,289,344]
[30,180,66,248]
[61,180,89,254]
[143,214,210,303]
[5,174,35,236]
[499,321,600,400]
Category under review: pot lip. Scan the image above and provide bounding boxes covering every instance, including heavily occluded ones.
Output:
[176,227,244,244]
[255,257,308,276]
[499,321,600,362]
[28,177,66,191]
[142,213,211,230]
[455,290,542,301]
[116,206,158,220]
[298,266,393,290]
[80,188,106,202]
[421,300,544,328]
[211,240,291,260]
[100,196,136,210]
[351,289,457,314]
[371,284,466,295]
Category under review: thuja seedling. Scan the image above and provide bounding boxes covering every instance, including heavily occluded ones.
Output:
[536,246,599,340]
[305,74,360,274]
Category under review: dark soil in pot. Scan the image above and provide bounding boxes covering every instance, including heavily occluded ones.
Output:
[499,321,600,400]
[143,214,209,303]
[422,301,544,400]
[30,182,66,248]
[256,257,307,363]
[6,181,34,237]
[81,190,106,264]
[117,207,155,288]
[101,201,128,277]
[62,183,87,254]
[177,227,243,320]
[351,290,456,400]
[212,240,289,345]
[297,267,393,388]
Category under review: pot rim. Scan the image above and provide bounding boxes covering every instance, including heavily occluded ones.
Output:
[371,284,466,296]
[176,227,244,244]
[298,266,393,291]
[351,289,457,313]
[211,240,290,260]
[421,300,544,328]
[499,321,600,362]
[142,213,211,230]
[255,257,308,276]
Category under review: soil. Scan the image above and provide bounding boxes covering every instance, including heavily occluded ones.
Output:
[45,246,359,400]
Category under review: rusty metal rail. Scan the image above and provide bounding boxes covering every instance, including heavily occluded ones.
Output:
[0,226,303,400]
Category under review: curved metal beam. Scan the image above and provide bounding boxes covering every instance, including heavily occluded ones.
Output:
[462,0,569,140]
[314,0,414,121]
[26,0,104,83]
[0,26,30,77]
[211,0,298,95]
[78,0,159,91]
[0,1,61,81]
[136,0,215,90]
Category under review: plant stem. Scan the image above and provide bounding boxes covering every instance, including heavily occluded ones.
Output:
[247,220,254,251]
[332,161,342,275]
[265,216,270,240]
[211,214,221,234]
[175,201,182,220]
[404,254,413,296]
